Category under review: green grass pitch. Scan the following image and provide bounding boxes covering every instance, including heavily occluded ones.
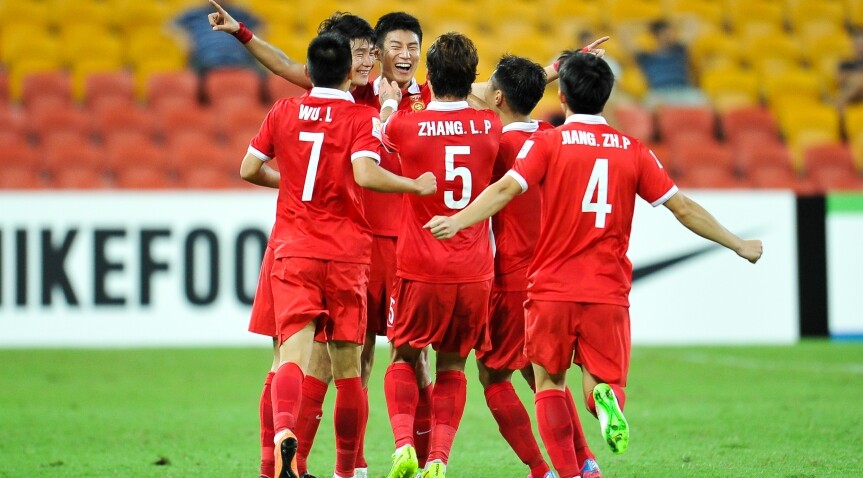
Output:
[1,341,860,477]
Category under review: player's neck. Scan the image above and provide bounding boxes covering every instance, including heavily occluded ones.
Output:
[433,95,467,102]
[499,111,531,127]
[396,79,413,91]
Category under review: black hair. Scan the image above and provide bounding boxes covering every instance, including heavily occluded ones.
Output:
[649,19,671,36]
[306,32,352,88]
[318,12,375,46]
[557,52,614,115]
[489,55,547,115]
[426,33,477,100]
[374,12,422,47]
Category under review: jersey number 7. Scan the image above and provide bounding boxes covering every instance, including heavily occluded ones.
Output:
[299,131,324,201]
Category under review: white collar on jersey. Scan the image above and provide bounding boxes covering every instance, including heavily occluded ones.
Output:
[564,114,608,125]
[309,87,355,102]
[373,76,422,95]
[426,101,469,111]
[502,120,540,134]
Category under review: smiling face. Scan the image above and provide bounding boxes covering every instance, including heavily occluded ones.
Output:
[378,29,421,88]
[349,38,376,87]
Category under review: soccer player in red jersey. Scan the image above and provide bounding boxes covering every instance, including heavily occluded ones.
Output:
[239,33,436,478]
[381,33,502,478]
[425,52,763,478]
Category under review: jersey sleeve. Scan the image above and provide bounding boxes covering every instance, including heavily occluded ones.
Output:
[248,101,281,161]
[508,132,551,193]
[351,109,383,164]
[636,142,678,207]
[381,110,404,154]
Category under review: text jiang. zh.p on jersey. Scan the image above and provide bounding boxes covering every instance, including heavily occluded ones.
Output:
[384,101,503,283]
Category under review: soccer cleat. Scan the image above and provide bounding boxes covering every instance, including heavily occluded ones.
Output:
[354,468,368,478]
[528,472,557,478]
[580,458,602,478]
[274,429,300,478]
[593,383,629,454]
[386,444,418,478]
[420,460,445,478]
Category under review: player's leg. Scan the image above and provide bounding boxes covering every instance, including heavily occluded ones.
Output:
[353,328,377,477]
[328,340,365,478]
[257,338,279,478]
[385,343,424,478]
[478,361,551,478]
[413,346,433,469]
[421,352,468,478]
[273,321,318,478]
[294,341,332,476]
[575,304,631,456]
[563,372,600,478]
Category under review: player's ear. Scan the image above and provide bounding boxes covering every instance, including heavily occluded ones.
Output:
[558,89,567,113]
[304,65,310,81]
[494,90,503,107]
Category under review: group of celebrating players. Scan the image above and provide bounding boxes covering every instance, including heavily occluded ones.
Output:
[207,2,764,478]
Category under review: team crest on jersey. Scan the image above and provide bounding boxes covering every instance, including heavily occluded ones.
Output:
[410,95,425,111]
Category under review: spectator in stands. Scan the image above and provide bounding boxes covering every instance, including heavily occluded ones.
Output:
[633,19,706,108]
[171,0,263,75]
[837,28,863,111]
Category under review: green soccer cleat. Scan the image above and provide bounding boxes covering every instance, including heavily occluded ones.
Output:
[386,445,419,478]
[420,460,446,478]
[593,383,629,454]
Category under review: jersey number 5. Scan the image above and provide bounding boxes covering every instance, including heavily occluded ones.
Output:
[299,131,324,201]
[583,159,612,228]
[444,145,472,209]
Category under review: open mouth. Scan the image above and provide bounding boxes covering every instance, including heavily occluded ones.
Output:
[395,63,412,74]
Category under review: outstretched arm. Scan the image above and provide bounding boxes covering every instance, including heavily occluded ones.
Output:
[424,174,523,239]
[663,192,763,263]
[208,0,312,89]
[469,36,610,105]
[353,157,437,195]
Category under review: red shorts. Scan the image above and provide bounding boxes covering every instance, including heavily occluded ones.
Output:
[366,236,397,336]
[271,257,369,346]
[476,289,530,371]
[524,299,631,385]
[387,277,492,358]
[248,245,276,337]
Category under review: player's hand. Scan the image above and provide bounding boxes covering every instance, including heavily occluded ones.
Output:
[581,36,610,58]
[424,215,461,240]
[379,78,403,108]
[414,172,437,196]
[208,0,239,33]
[736,239,763,264]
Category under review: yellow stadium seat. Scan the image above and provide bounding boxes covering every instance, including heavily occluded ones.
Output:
[501,34,555,64]
[60,27,124,69]
[804,32,854,67]
[9,58,62,101]
[850,0,863,28]
[605,0,663,24]
[0,1,51,28]
[743,32,805,70]
[483,1,540,26]
[1,25,59,66]
[728,1,785,33]
[114,0,173,33]
[691,31,745,72]
[133,59,188,101]
[762,68,823,105]
[48,0,114,29]
[266,31,310,64]
[700,66,760,112]
[850,131,863,171]
[775,100,841,169]
[299,0,350,34]
[788,1,845,31]
[126,29,187,70]
[845,103,863,140]
[548,2,602,31]
[617,67,649,100]
[667,0,725,31]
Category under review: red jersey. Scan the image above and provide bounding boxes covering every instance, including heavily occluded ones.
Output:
[492,120,554,291]
[249,87,383,264]
[384,101,502,283]
[509,114,677,306]
[361,78,435,237]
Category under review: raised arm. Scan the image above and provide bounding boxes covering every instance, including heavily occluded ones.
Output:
[663,192,763,263]
[208,0,312,89]
[469,36,610,105]
[353,157,437,195]
[424,174,523,239]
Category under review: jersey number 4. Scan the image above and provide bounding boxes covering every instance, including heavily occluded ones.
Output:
[583,159,612,228]
[444,145,471,209]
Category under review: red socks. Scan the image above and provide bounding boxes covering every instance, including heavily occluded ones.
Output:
[355,387,369,469]
[535,389,579,478]
[271,362,304,433]
[485,382,549,478]
[414,383,434,467]
[564,387,594,470]
[259,372,276,478]
[295,375,328,474]
[385,362,419,448]
[334,377,365,478]
[427,370,467,464]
